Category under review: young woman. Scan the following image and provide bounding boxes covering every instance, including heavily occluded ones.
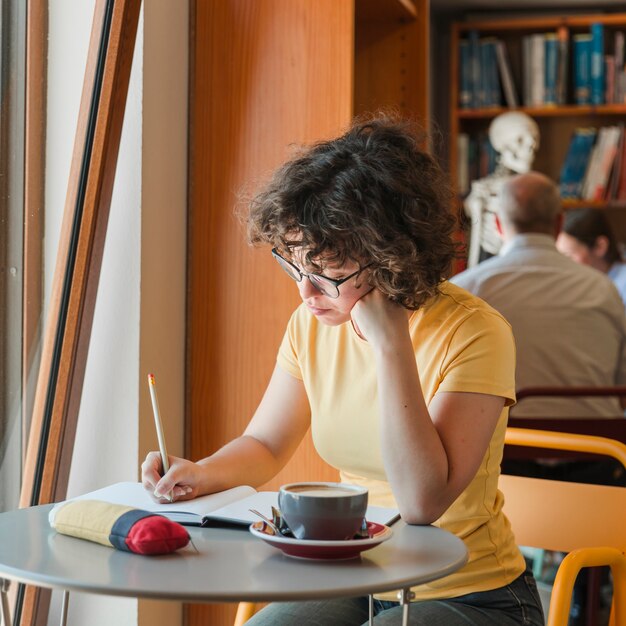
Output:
[557,207,626,308]
[142,115,544,625]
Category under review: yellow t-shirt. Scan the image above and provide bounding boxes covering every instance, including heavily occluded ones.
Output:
[277,281,526,600]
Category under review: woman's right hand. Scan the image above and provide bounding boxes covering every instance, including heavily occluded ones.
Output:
[141,451,203,503]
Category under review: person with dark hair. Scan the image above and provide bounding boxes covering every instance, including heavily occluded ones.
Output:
[142,115,544,625]
[557,207,626,308]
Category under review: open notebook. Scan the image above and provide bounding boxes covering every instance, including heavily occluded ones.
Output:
[59,481,401,528]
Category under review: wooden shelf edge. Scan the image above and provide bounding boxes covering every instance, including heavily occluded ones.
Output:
[356,0,417,23]
[456,13,626,32]
[456,105,626,119]
[563,200,626,210]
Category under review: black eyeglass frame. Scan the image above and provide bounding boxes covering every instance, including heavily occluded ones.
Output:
[271,248,367,298]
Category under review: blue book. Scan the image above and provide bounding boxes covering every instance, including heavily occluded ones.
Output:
[544,34,558,105]
[480,39,491,107]
[459,40,472,108]
[488,39,501,106]
[559,128,597,198]
[590,23,605,105]
[479,38,500,107]
[590,23,605,104]
[468,30,481,108]
[573,34,592,105]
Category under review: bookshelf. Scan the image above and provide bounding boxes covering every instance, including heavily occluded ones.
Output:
[449,12,626,246]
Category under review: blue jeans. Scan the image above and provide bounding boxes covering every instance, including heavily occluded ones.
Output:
[245,568,545,625]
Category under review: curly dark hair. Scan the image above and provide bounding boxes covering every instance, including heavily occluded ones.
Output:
[562,208,623,265]
[247,113,457,309]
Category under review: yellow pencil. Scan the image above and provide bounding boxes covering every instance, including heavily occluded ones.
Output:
[148,373,172,501]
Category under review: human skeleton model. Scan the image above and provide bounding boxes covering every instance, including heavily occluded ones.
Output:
[464,111,540,268]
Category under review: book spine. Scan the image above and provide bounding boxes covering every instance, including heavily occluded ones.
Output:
[559,129,596,199]
[590,23,605,105]
[591,126,621,201]
[544,34,558,105]
[556,26,569,105]
[617,126,626,200]
[582,127,607,199]
[489,40,501,106]
[459,40,472,108]
[479,39,491,107]
[531,33,546,106]
[457,133,470,195]
[605,56,615,104]
[469,30,481,108]
[607,123,624,200]
[522,35,533,107]
[559,132,584,199]
[576,130,598,198]
[495,40,518,107]
[574,35,592,105]
[614,31,624,104]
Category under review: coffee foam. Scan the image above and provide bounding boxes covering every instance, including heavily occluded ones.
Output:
[284,485,361,497]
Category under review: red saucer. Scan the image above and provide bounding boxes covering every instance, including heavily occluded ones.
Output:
[249,520,393,560]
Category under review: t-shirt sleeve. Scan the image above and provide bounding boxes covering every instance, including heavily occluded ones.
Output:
[276,309,304,380]
[437,310,517,406]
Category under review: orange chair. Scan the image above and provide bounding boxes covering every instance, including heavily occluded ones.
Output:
[236,428,626,626]
[501,428,626,626]
[234,602,257,626]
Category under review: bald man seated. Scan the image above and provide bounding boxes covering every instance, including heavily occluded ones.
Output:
[451,172,626,420]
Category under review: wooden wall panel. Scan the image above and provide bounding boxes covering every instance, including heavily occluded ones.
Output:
[354,0,429,124]
[188,1,353,624]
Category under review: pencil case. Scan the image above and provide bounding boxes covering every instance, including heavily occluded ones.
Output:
[49,499,190,555]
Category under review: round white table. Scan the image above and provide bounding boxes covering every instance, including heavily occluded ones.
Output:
[0,504,468,625]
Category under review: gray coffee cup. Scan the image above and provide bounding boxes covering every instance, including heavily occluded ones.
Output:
[278,482,368,540]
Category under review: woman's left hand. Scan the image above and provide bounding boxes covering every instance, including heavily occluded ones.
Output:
[350,289,410,348]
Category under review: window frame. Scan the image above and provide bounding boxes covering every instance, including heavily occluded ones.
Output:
[15,0,142,624]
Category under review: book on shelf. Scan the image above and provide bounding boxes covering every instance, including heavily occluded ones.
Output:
[590,23,605,105]
[522,35,532,107]
[459,33,501,108]
[530,33,546,106]
[556,26,569,105]
[617,130,626,200]
[574,34,592,105]
[559,128,597,199]
[611,31,626,104]
[590,126,621,200]
[55,481,401,528]
[495,39,518,107]
[457,133,470,195]
[478,38,491,107]
[607,123,624,200]
[469,29,481,108]
[581,126,622,201]
[459,39,472,108]
[605,56,616,104]
[544,34,559,105]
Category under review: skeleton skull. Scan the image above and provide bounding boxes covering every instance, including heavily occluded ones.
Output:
[489,111,540,174]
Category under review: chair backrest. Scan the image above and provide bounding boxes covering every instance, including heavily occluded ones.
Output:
[505,386,626,461]
[501,428,626,553]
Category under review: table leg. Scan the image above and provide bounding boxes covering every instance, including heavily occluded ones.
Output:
[59,590,70,626]
[397,588,415,626]
[368,593,374,625]
[1,578,12,626]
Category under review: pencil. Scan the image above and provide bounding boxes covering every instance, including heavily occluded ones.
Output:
[148,373,172,501]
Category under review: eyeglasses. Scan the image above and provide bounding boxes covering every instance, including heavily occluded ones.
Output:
[271,248,366,299]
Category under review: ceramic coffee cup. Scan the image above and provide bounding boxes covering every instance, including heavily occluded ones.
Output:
[278,482,368,540]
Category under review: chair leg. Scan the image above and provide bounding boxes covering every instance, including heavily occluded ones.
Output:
[586,567,602,626]
[234,602,257,626]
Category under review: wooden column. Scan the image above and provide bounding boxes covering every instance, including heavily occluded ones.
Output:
[188,1,353,624]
